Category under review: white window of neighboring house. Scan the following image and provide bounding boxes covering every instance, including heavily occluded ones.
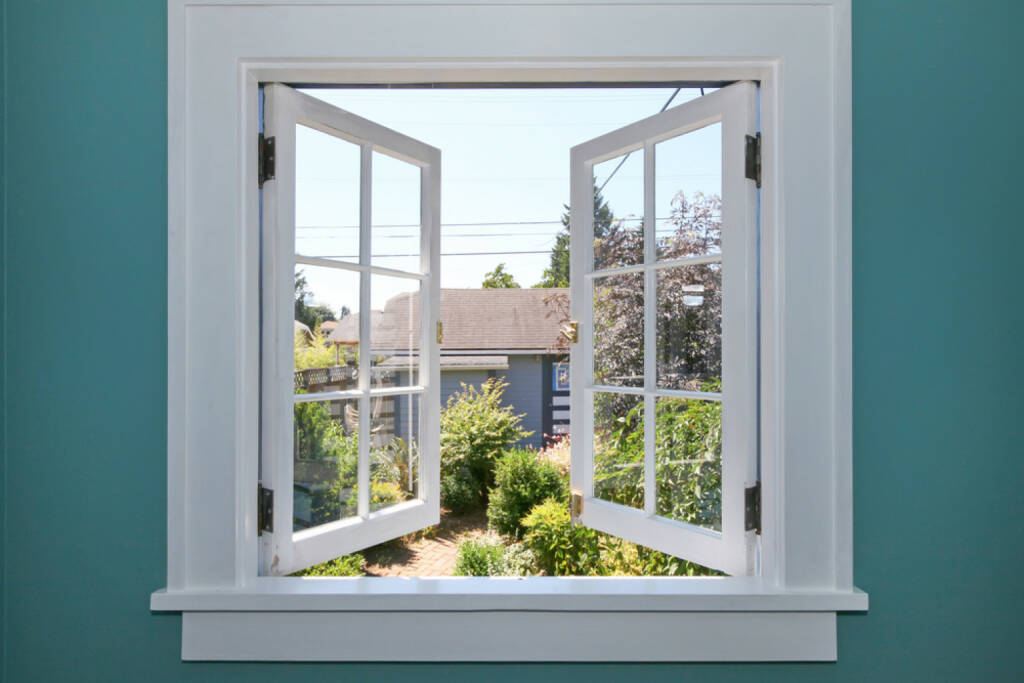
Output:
[153,0,865,663]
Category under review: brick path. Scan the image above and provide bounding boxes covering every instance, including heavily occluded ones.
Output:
[363,509,489,577]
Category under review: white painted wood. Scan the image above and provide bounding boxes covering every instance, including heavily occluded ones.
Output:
[153,578,869,613]
[570,81,758,576]
[166,0,858,660]
[261,84,440,575]
[294,254,427,281]
[586,253,722,279]
[357,144,372,519]
[292,387,423,403]
[642,140,657,517]
[182,610,838,661]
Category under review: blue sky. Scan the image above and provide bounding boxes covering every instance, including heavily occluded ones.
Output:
[295,87,721,314]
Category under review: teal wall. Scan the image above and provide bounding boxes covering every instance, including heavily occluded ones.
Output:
[2,1,1022,680]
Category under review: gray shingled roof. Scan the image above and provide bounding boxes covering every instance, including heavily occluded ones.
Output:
[328,288,568,351]
[326,311,384,345]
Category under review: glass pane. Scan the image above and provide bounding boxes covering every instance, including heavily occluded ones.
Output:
[293,397,359,530]
[294,124,361,262]
[654,396,722,531]
[294,265,360,390]
[370,274,420,388]
[593,272,643,387]
[369,393,420,512]
[372,151,421,274]
[593,150,644,271]
[656,263,722,392]
[592,392,644,509]
[655,122,722,260]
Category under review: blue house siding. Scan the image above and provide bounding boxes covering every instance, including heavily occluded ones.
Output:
[442,370,490,404]
[395,362,549,450]
[495,355,544,450]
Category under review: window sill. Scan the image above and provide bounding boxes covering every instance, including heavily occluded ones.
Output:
[151,578,867,661]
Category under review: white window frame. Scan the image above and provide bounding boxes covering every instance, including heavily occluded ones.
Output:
[570,82,759,577]
[260,84,441,576]
[153,0,867,662]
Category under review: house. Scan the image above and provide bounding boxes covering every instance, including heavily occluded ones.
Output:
[328,288,571,448]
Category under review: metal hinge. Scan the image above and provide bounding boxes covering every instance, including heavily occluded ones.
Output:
[561,320,579,344]
[258,484,273,534]
[258,134,276,188]
[569,488,583,524]
[745,133,761,188]
[744,481,761,535]
[436,321,444,344]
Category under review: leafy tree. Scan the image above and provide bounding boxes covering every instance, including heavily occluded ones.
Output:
[481,263,521,289]
[294,270,338,329]
[592,191,723,392]
[294,326,340,371]
[535,184,615,288]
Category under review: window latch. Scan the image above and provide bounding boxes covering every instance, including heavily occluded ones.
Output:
[436,321,444,344]
[569,489,583,524]
[561,320,579,344]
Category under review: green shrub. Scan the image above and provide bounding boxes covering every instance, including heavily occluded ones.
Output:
[440,379,532,505]
[653,391,722,529]
[521,499,604,576]
[601,537,718,577]
[487,449,565,537]
[593,382,723,531]
[441,467,481,514]
[453,538,540,577]
[360,479,406,513]
[500,543,538,577]
[291,553,366,577]
[453,538,507,576]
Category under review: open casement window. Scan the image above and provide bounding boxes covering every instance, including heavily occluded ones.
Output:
[569,81,759,576]
[260,84,441,576]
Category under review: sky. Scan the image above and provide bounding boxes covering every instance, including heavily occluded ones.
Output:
[291,87,722,315]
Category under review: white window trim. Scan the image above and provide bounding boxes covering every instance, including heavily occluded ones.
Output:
[154,0,866,662]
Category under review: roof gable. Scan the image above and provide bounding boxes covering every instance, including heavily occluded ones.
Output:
[327,288,568,351]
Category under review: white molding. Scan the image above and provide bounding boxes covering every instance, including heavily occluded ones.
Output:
[152,577,868,613]
[165,0,858,661]
[182,611,838,661]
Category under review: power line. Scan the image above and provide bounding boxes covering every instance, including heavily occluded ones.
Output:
[595,87,683,196]
[298,232,561,240]
[296,215,720,231]
[314,250,556,259]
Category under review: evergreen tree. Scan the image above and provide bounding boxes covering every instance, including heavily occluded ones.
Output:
[535,184,615,288]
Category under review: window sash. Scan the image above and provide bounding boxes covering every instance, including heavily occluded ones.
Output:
[568,81,760,576]
[260,84,441,576]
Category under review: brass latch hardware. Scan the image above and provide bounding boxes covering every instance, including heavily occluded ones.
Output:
[561,320,579,344]
[570,488,583,524]
[436,321,444,344]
